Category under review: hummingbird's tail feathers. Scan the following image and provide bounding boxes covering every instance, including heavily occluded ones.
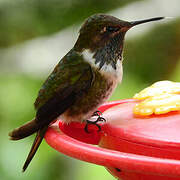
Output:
[9,119,40,140]
[22,127,48,172]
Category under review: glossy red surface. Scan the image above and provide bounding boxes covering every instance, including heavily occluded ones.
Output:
[59,121,101,144]
[100,101,180,159]
[45,100,180,180]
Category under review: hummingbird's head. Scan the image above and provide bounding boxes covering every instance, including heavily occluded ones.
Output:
[75,14,130,52]
[74,14,164,71]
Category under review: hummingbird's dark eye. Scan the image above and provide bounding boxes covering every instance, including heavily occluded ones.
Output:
[106,26,119,32]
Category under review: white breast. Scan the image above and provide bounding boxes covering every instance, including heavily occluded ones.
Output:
[81,49,123,83]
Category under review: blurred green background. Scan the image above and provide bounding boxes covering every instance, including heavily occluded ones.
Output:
[0,0,180,180]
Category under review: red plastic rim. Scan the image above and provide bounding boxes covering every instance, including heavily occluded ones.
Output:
[45,100,180,177]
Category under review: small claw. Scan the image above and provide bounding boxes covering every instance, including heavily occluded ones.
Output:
[84,120,92,133]
[84,121,102,133]
[84,123,90,133]
[94,116,106,123]
[92,110,102,117]
[98,117,106,122]
[96,124,101,132]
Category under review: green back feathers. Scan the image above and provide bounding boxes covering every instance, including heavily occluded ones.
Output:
[34,50,92,110]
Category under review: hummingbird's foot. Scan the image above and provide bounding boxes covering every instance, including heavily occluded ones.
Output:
[84,120,101,133]
[92,110,102,117]
[84,116,106,133]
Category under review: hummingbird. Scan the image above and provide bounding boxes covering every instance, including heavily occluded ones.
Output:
[9,14,164,172]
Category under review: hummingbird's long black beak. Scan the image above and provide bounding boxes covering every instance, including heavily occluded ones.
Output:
[130,17,165,26]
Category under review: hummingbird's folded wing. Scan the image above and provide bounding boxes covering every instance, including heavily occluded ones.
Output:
[34,52,94,126]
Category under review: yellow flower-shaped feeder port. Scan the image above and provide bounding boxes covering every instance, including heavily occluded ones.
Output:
[133,81,180,116]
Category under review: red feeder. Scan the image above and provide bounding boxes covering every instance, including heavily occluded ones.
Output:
[45,99,180,180]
